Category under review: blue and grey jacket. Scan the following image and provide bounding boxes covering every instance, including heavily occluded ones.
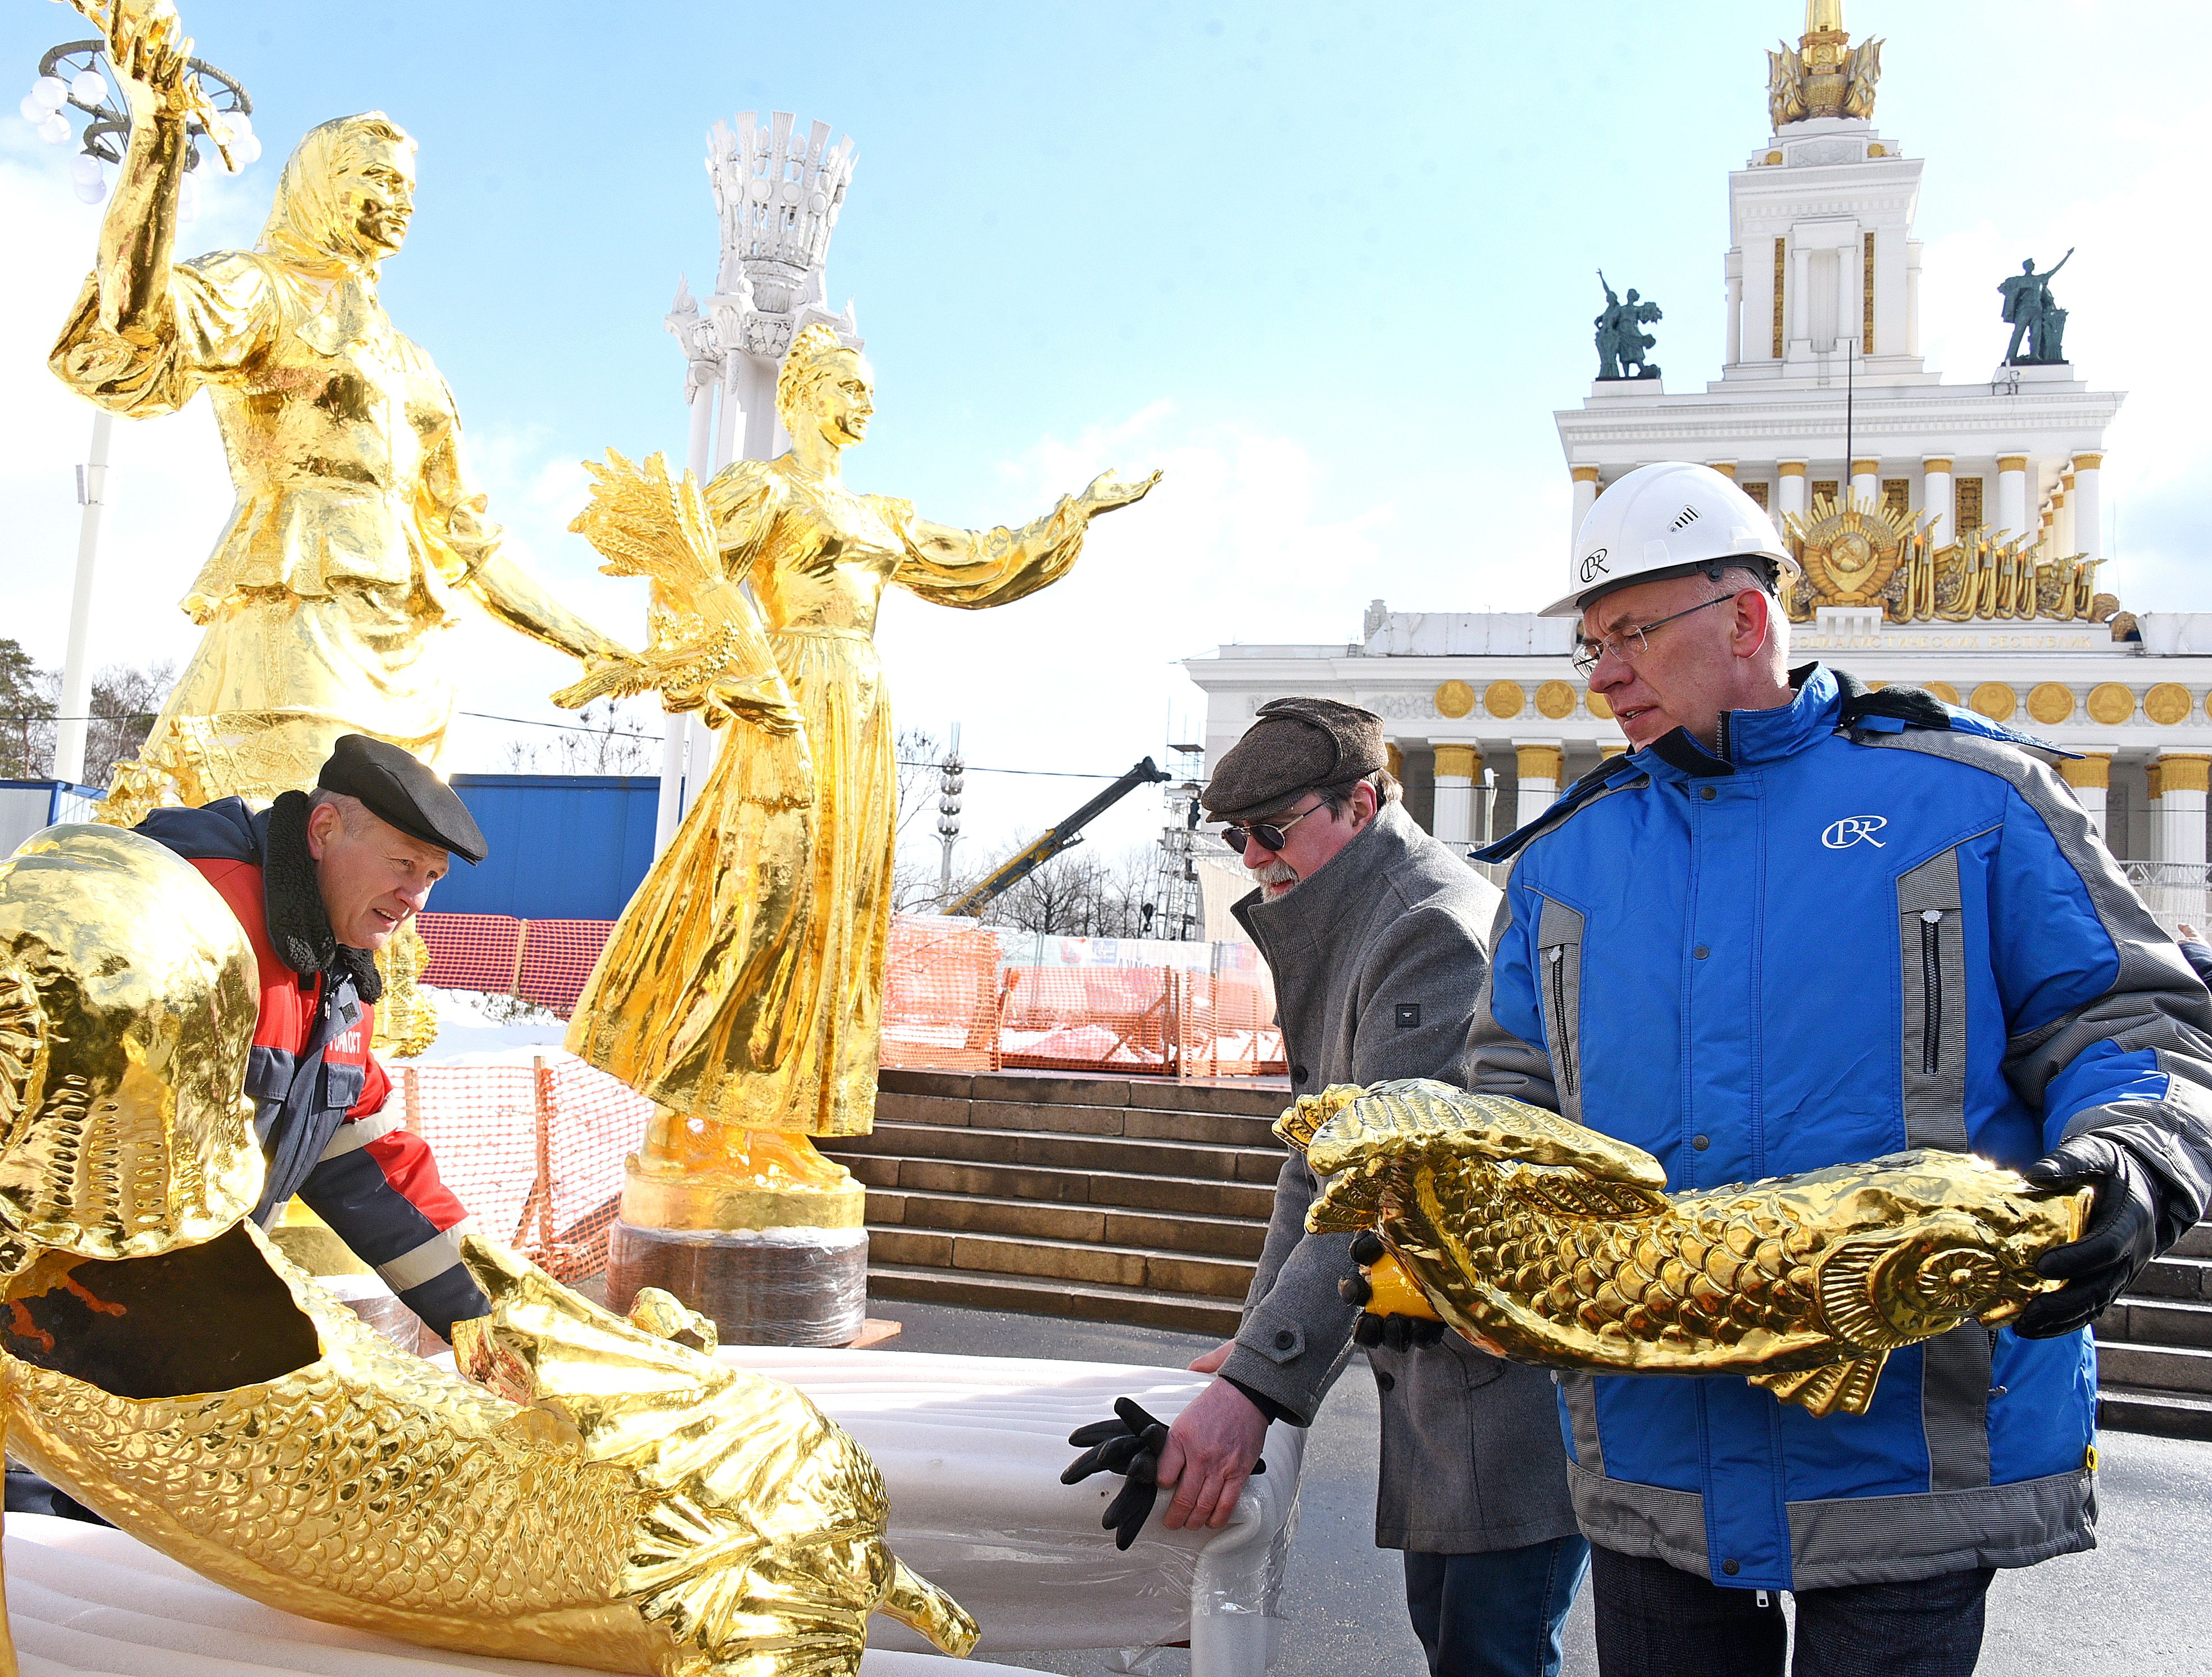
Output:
[1464,662,2212,1590]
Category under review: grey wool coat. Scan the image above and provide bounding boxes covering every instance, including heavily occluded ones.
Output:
[1220,802,1579,1555]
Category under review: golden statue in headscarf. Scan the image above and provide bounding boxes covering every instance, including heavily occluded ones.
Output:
[48,0,628,825]
[559,324,1156,1334]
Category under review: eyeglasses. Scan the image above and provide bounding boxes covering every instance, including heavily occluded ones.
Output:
[1570,591,1745,677]
[1221,802,1323,856]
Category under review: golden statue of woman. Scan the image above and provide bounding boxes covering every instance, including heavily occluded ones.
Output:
[48,0,627,825]
[564,323,1157,1255]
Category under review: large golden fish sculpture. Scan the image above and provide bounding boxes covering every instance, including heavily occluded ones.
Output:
[0,824,975,1677]
[1286,1080,2090,1418]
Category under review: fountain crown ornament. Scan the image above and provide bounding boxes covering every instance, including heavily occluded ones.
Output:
[704,110,860,361]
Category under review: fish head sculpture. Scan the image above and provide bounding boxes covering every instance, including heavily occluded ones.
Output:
[0,826,264,1268]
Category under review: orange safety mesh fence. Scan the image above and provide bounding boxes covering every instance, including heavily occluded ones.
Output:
[880,915,1003,1073]
[415,912,1281,1078]
[515,919,617,1014]
[416,912,525,993]
[397,1054,650,1284]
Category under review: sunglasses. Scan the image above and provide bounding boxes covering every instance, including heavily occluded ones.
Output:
[1222,803,1323,856]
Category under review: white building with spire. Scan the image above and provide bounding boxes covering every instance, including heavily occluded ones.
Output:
[1183,3,2212,917]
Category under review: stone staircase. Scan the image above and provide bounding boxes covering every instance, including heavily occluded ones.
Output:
[820,1069,1293,1337]
[2095,1219,2212,1440]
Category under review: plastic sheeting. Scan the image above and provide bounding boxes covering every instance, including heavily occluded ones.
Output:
[721,1347,1305,1673]
[2,1514,1056,1676]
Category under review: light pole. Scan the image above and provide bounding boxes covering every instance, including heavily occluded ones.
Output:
[936,724,963,906]
[20,33,257,785]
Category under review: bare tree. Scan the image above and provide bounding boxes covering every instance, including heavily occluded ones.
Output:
[970,842,1159,938]
[894,725,945,839]
[505,699,660,775]
[83,660,174,787]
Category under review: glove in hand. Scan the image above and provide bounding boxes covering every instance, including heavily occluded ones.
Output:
[1062,1396,1264,1550]
[1343,1230,1450,1352]
[2014,1133,2163,1339]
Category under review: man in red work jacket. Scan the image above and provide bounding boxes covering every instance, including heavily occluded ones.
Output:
[137,734,491,1341]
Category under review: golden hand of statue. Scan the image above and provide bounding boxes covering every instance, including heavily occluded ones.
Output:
[1074,467,1163,517]
[81,0,198,128]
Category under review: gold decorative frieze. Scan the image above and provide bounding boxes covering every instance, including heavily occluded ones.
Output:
[1970,683,2018,723]
[2145,684,2194,727]
[2086,684,2135,726]
[1535,681,1578,720]
[1484,680,1527,720]
[1435,680,1477,720]
[2027,683,2075,726]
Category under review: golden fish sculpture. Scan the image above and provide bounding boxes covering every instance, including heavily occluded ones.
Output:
[0,823,975,1677]
[1288,1080,2090,1418]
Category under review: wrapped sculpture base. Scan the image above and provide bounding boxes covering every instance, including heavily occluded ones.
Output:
[607,1155,870,1346]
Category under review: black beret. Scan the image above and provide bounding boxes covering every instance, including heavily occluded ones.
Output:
[1201,697,1388,822]
[317,735,488,865]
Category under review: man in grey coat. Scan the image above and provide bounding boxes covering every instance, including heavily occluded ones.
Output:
[1157,698,1586,1677]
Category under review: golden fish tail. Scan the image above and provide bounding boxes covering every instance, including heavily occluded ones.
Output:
[877,1559,979,1657]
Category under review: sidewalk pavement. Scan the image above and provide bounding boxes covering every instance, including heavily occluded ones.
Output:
[879,1300,2212,1676]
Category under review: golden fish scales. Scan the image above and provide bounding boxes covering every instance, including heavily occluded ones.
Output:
[1291,1080,2090,1417]
[1,1224,974,1677]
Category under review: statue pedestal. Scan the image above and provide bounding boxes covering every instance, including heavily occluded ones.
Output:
[606,1221,868,1346]
[605,1155,871,1346]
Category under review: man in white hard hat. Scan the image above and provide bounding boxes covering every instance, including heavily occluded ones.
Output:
[1459,462,2212,1674]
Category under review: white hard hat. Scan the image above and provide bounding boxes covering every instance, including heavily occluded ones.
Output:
[1543,462,1796,619]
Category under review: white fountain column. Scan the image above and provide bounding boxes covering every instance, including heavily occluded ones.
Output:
[1851,456,1878,511]
[2060,751,2114,843]
[2073,452,2104,560]
[1515,743,1563,829]
[2161,754,2210,870]
[1922,457,1954,548]
[1778,461,1808,521]
[1571,466,1600,547]
[1432,745,1478,849]
[1995,453,2029,543]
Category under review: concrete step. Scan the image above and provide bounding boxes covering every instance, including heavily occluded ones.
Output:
[869,1225,1254,1299]
[868,1188,1268,1260]
[840,1152,1280,1220]
[2093,1339,2212,1397]
[866,1261,1244,1338]
[2127,1255,2212,1303]
[823,1122,1283,1187]
[2097,1296,2212,1352]
[2169,1222,2212,1260]
[873,1090,1286,1149]
[879,1067,1292,1119]
[2097,1384,2212,1442]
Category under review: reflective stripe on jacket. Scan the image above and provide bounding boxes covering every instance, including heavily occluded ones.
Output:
[1464,663,2212,1590]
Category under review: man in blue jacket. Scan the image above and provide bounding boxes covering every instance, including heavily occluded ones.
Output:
[1468,463,2212,1674]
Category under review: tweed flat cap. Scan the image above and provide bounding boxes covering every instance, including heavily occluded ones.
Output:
[1201,697,1388,821]
[318,734,488,864]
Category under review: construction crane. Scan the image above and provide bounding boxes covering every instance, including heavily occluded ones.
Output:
[943,757,1171,918]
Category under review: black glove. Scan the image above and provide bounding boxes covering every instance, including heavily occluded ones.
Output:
[1062,1396,1264,1550]
[2014,1131,2173,1339]
[1343,1230,1449,1351]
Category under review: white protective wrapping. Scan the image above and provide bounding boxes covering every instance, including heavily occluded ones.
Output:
[722,1347,1306,1671]
[2,1513,1055,1676]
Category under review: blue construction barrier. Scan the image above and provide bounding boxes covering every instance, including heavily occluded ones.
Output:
[433,775,660,921]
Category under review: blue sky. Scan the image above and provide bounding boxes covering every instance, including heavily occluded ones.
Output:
[4,2,2204,864]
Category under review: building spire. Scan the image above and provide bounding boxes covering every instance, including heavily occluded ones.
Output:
[1769,2,1882,128]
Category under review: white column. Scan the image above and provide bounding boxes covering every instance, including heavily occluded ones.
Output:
[658,372,724,853]
[1922,457,1954,548]
[1515,743,1563,829]
[1851,457,1878,512]
[1778,461,1808,520]
[1432,744,1479,849]
[2053,477,2073,556]
[2162,755,2209,870]
[1789,246,1811,349]
[1571,466,1600,548]
[1844,233,1865,357]
[2073,453,2104,560]
[1905,240,1923,357]
[2060,752,2114,843]
[1996,454,2029,543]
[1724,252,1744,365]
[2143,763,2165,864]
[53,410,115,788]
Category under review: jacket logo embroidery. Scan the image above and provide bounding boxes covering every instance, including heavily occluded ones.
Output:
[1395,1003,1421,1029]
[1821,815,1888,850]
